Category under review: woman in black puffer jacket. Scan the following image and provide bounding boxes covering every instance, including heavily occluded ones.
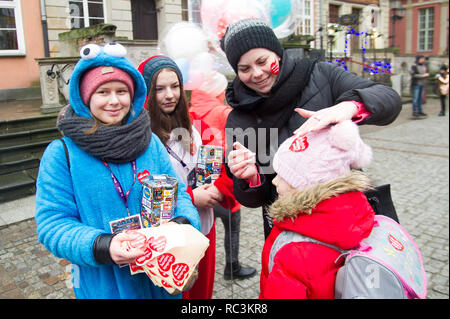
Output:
[222,18,402,239]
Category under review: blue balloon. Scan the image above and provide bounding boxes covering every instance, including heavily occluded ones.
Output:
[174,58,190,84]
[270,0,292,28]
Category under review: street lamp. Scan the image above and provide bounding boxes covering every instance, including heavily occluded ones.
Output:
[328,28,336,62]
[390,0,405,48]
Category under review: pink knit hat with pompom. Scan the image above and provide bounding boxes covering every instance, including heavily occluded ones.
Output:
[273,120,372,191]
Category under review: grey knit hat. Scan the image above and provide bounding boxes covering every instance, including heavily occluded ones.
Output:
[220,18,284,73]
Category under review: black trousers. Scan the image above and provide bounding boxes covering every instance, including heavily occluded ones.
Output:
[214,206,241,265]
[440,95,447,114]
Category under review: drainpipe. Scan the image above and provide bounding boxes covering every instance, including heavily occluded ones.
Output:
[319,0,324,51]
[40,0,50,57]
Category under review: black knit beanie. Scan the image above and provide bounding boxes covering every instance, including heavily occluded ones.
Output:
[220,18,284,73]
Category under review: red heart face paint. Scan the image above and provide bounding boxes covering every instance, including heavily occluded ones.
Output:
[270,59,280,75]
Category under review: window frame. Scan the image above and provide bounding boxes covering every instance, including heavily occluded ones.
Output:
[69,0,106,30]
[181,0,202,24]
[0,0,26,56]
[417,7,434,52]
[295,0,314,36]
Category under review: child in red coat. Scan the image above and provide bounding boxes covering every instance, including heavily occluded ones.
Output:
[258,120,376,299]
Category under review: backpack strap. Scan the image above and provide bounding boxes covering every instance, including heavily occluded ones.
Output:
[269,231,345,273]
[60,138,70,172]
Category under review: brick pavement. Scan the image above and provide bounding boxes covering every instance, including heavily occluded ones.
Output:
[360,100,449,299]
[0,99,448,299]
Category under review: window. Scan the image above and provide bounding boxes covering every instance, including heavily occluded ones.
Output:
[181,0,201,24]
[0,0,25,56]
[418,7,434,51]
[329,4,340,24]
[295,0,314,36]
[70,0,105,29]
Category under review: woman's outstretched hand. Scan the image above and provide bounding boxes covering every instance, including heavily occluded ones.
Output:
[294,101,358,136]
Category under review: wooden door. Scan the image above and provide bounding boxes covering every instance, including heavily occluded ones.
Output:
[131,0,158,40]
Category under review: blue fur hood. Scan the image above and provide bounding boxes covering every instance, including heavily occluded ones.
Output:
[69,42,147,123]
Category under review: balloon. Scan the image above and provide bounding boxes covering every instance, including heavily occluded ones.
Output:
[200,0,227,39]
[159,21,233,91]
[269,0,300,39]
[159,22,208,61]
[184,70,205,90]
[269,0,291,28]
[201,0,270,41]
[174,58,190,84]
[190,52,214,80]
[199,72,229,97]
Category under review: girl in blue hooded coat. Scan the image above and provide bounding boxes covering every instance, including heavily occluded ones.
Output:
[35,43,201,299]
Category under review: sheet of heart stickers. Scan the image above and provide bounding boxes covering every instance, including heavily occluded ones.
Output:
[122,223,209,294]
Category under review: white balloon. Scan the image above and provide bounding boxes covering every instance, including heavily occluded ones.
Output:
[159,22,208,60]
[190,52,215,80]
[199,72,229,97]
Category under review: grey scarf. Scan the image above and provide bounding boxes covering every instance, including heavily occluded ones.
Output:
[57,106,152,163]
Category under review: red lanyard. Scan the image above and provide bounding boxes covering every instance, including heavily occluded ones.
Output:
[103,160,137,216]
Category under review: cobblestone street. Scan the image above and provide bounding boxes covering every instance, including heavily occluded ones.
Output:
[0,99,448,299]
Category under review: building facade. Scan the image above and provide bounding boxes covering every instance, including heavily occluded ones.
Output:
[322,0,390,56]
[0,0,190,91]
[391,0,448,56]
[0,0,45,90]
[1,0,448,92]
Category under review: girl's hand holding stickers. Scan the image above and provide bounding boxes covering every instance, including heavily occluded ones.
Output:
[120,223,209,294]
[109,230,147,265]
[227,142,258,183]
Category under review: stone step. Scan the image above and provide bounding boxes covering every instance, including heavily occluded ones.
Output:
[0,140,52,164]
[0,158,40,175]
[0,127,61,148]
[0,170,37,203]
[0,114,58,134]
[0,99,58,203]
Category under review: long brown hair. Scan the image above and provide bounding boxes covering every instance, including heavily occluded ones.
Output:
[147,68,193,152]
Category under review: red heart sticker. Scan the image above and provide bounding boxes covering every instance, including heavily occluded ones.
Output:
[157,253,175,272]
[125,231,146,250]
[135,249,153,265]
[147,236,167,252]
[173,278,185,287]
[289,136,309,152]
[388,234,404,251]
[161,280,173,288]
[137,170,150,183]
[172,263,190,281]
[129,263,144,273]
